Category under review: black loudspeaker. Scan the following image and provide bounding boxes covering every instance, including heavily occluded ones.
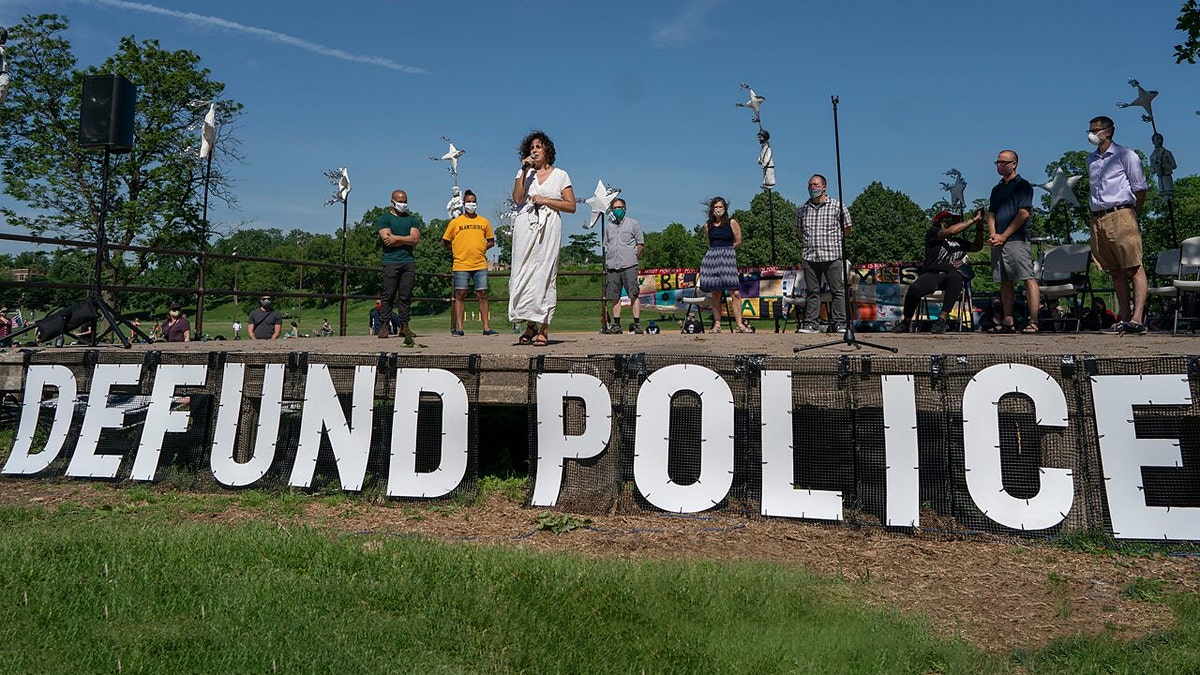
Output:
[79,74,136,153]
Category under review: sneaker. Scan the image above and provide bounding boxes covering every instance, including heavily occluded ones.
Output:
[632,323,644,334]
[890,321,911,334]
[450,329,465,336]
[830,323,847,333]
[603,323,622,335]
[796,322,820,334]
[482,329,499,336]
[930,318,948,334]
[1120,321,1147,335]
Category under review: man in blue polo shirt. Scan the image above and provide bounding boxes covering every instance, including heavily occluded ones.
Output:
[987,149,1040,333]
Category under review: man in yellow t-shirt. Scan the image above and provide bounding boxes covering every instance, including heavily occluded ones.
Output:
[441,189,497,335]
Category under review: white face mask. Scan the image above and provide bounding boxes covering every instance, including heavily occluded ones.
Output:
[713,208,726,217]
[392,201,408,213]
[464,202,478,213]
[1087,132,1103,147]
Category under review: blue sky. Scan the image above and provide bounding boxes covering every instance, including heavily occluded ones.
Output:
[1,0,1197,253]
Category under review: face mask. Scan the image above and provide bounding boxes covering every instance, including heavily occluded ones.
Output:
[611,208,626,220]
[392,201,408,213]
[260,300,271,308]
[713,208,726,217]
[808,188,823,199]
[1087,132,1102,147]
[464,202,478,213]
[169,310,180,318]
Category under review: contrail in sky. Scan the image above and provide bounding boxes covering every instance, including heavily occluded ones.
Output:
[83,0,428,75]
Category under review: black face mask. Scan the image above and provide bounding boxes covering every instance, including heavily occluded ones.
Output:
[260,300,271,308]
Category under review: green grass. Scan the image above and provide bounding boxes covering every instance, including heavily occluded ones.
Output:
[2,491,1199,673]
[0,493,1002,675]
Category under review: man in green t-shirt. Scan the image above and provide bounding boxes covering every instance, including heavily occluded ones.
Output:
[375,189,422,339]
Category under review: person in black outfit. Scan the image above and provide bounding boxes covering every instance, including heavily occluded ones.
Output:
[892,209,986,334]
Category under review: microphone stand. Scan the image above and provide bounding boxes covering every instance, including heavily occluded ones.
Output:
[796,95,897,354]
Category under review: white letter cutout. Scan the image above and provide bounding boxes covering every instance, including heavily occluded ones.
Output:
[130,365,207,481]
[289,364,375,491]
[530,372,610,507]
[962,363,1072,531]
[882,374,920,527]
[634,364,733,513]
[387,368,470,498]
[1092,374,1198,540]
[3,365,78,475]
[211,363,285,487]
[67,363,143,479]
[760,370,842,521]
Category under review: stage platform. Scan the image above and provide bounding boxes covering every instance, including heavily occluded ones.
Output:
[2,328,1196,404]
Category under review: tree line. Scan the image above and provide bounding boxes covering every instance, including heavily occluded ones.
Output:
[2,12,1198,316]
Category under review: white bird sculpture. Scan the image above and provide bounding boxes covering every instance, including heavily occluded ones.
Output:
[583,179,621,230]
[1036,166,1082,211]
[1116,79,1158,122]
[735,82,765,124]
[430,136,466,178]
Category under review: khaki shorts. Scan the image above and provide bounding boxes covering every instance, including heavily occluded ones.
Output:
[1089,208,1143,271]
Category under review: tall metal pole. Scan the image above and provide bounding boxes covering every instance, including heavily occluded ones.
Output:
[767,187,779,332]
[195,150,213,337]
[339,198,349,336]
[90,148,113,340]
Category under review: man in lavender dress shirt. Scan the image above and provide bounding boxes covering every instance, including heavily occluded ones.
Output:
[1086,116,1148,335]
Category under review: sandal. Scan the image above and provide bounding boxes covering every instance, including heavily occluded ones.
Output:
[532,334,549,347]
[987,324,1015,334]
[1022,323,1040,334]
[518,329,536,345]
[708,326,723,334]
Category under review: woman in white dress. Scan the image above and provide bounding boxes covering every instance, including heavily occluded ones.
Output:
[510,131,575,346]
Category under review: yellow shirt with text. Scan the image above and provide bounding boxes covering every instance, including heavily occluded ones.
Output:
[442,214,494,271]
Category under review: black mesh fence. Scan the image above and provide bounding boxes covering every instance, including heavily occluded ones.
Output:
[528,353,1200,541]
[2,349,480,501]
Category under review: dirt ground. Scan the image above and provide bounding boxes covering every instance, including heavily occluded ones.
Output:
[3,479,1197,654]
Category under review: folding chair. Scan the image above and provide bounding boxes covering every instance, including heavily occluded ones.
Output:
[680,273,734,333]
[916,267,975,332]
[1147,248,1182,328]
[1037,244,1092,332]
[1169,235,1200,335]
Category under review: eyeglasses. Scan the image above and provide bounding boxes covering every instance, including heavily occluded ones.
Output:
[994,160,1015,166]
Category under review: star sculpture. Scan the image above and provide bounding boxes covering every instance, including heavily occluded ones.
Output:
[582,179,621,230]
[429,136,465,177]
[1116,79,1157,120]
[735,83,765,124]
[1036,166,1082,211]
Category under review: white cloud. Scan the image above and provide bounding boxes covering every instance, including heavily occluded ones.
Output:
[82,0,429,75]
[652,0,723,49]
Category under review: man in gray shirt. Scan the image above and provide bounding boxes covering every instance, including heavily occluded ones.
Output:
[602,198,645,334]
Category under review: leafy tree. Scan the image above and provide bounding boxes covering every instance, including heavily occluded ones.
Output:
[1146,175,1200,253]
[1176,0,1200,63]
[845,181,926,264]
[730,189,801,268]
[0,14,243,307]
[642,222,702,269]
[562,232,599,265]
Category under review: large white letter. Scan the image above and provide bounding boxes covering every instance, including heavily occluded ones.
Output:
[882,374,920,527]
[3,365,78,475]
[1092,374,1199,540]
[289,364,375,491]
[387,368,471,498]
[130,365,207,481]
[760,370,842,521]
[634,364,733,514]
[211,363,285,487]
[962,363,1073,531]
[66,363,143,478]
[529,372,610,506]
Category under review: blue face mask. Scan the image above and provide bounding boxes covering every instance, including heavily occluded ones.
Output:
[808,188,823,199]
[611,208,626,220]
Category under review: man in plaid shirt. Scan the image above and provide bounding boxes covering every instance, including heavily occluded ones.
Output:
[795,174,853,333]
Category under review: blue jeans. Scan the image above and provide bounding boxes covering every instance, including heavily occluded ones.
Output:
[453,269,488,291]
